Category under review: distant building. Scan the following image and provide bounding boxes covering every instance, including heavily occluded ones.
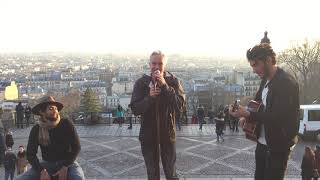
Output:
[244,76,261,97]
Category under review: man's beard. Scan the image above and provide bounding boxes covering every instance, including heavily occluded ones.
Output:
[45,114,60,122]
[263,63,271,79]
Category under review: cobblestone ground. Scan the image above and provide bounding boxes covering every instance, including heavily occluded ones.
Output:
[0,124,315,180]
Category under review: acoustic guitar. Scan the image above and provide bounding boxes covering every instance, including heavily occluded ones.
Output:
[242,100,263,142]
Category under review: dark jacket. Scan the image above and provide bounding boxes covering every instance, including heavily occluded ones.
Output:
[130,71,185,144]
[250,68,299,152]
[5,133,14,148]
[197,107,205,118]
[4,150,17,171]
[27,118,81,172]
[301,155,314,177]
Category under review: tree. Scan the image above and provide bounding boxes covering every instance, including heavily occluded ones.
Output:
[45,89,81,119]
[278,39,320,103]
[81,87,102,124]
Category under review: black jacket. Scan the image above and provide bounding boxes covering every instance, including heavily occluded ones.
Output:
[251,68,300,152]
[27,118,81,172]
[301,156,314,177]
[4,150,17,171]
[5,133,14,148]
[130,72,185,144]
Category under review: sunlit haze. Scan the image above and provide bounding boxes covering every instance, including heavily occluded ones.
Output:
[0,0,319,57]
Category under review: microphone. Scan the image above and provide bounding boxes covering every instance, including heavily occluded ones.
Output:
[153,70,160,89]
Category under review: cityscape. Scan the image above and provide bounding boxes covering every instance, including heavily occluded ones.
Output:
[0,0,320,179]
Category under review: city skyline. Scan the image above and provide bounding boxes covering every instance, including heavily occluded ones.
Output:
[0,0,319,57]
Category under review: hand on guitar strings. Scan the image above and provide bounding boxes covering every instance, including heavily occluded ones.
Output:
[228,104,250,119]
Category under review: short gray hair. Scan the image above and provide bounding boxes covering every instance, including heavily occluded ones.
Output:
[149,50,167,63]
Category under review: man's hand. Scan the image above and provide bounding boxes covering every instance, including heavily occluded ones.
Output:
[52,166,68,180]
[153,70,166,87]
[40,169,51,180]
[149,87,161,98]
[229,104,250,118]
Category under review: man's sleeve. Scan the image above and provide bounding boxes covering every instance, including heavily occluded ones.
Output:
[62,121,81,167]
[130,80,155,116]
[26,126,43,172]
[161,78,185,113]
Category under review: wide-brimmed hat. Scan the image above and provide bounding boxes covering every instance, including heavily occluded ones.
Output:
[32,96,63,115]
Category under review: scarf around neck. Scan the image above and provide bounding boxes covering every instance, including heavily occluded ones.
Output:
[38,116,61,146]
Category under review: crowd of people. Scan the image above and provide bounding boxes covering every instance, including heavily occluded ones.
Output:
[0,127,28,180]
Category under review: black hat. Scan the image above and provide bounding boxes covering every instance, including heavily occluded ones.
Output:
[32,96,63,115]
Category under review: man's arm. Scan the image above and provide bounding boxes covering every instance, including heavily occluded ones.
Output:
[26,126,43,172]
[62,120,81,167]
[130,80,155,116]
[161,78,185,113]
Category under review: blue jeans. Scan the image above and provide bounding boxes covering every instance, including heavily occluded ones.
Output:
[5,170,14,180]
[14,161,85,180]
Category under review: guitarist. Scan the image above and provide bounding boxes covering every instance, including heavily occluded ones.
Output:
[130,50,185,180]
[229,43,300,180]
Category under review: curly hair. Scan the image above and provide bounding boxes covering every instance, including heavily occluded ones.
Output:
[246,43,276,65]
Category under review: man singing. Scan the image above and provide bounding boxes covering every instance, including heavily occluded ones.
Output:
[130,50,185,180]
[230,43,300,180]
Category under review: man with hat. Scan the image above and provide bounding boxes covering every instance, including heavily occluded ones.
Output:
[15,96,85,180]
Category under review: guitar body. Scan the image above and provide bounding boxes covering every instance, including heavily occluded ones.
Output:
[243,100,263,142]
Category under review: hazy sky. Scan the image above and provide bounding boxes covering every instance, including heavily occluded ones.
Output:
[0,0,319,57]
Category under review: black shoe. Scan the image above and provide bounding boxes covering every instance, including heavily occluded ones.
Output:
[128,126,132,129]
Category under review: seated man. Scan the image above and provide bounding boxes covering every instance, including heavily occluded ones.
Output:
[15,96,85,180]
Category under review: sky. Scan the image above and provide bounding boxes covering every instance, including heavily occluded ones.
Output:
[0,0,319,57]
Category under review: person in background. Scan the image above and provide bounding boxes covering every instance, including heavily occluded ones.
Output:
[15,102,24,129]
[127,106,133,130]
[4,147,17,180]
[197,105,205,130]
[116,105,124,127]
[5,128,14,149]
[314,145,320,180]
[0,117,6,166]
[215,111,225,142]
[301,146,318,180]
[16,145,28,175]
[24,105,32,127]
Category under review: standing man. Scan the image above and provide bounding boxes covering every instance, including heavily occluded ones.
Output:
[126,106,133,130]
[130,50,185,180]
[230,43,299,180]
[0,118,5,166]
[15,102,24,128]
[24,105,32,127]
[15,96,85,180]
[197,105,205,131]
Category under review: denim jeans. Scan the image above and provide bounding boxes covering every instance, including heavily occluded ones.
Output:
[14,161,85,180]
[5,170,14,180]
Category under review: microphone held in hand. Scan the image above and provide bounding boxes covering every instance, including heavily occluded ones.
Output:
[153,70,161,89]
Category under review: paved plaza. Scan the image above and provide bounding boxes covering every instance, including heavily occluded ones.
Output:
[0,124,315,180]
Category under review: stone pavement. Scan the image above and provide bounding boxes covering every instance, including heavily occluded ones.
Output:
[1,124,313,179]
